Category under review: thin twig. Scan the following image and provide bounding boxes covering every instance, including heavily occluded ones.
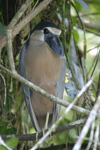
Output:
[87,45,100,53]
[93,122,99,150]
[79,27,100,36]
[73,95,100,150]
[0,73,6,104]
[8,0,33,29]
[32,0,39,10]
[77,12,100,17]
[96,73,100,100]
[6,29,15,71]
[93,109,100,150]
[88,52,98,76]
[85,122,95,150]
[91,49,100,77]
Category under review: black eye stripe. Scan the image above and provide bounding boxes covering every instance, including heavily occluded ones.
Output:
[44,28,49,34]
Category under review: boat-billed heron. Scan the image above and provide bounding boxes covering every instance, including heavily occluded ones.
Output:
[19,22,66,133]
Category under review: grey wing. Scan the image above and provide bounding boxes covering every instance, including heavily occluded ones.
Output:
[19,41,40,131]
[52,56,66,124]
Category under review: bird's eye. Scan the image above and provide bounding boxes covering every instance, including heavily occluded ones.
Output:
[44,28,49,34]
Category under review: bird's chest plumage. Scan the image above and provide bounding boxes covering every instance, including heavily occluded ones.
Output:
[24,41,62,128]
[24,41,62,86]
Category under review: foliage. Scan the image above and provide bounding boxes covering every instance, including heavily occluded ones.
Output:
[0,138,19,150]
[0,0,100,149]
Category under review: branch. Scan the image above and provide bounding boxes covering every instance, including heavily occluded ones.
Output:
[93,109,100,149]
[6,29,15,72]
[6,0,34,71]
[1,63,98,149]
[78,12,100,18]
[1,118,86,141]
[82,19,100,32]
[79,27,100,36]
[8,0,33,29]
[0,0,53,50]
[0,64,91,116]
[1,64,100,117]
[85,122,95,150]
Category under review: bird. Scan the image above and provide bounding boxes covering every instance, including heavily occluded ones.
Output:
[19,22,66,134]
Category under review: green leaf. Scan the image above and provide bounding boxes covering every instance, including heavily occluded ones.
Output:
[58,0,62,5]
[0,22,6,38]
[0,119,16,134]
[72,17,77,26]
[0,138,19,150]
[73,29,79,43]
[75,0,90,11]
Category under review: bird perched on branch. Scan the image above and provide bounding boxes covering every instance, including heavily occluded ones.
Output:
[19,22,66,134]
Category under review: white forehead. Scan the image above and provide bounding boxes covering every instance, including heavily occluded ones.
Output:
[46,27,61,35]
[30,27,61,42]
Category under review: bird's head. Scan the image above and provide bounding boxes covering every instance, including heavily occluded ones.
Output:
[30,22,64,56]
